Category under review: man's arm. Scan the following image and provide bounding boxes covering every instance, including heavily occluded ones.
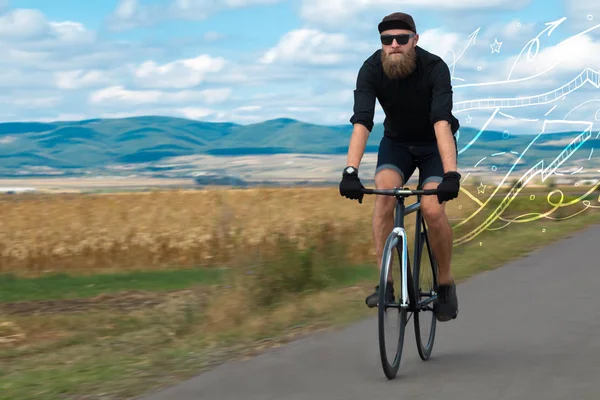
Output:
[434,120,457,173]
[347,61,377,169]
[346,123,370,168]
[430,60,458,173]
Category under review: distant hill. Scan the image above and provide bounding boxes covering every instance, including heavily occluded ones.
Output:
[0,116,597,178]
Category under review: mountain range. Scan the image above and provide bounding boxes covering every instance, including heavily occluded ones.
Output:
[0,116,598,179]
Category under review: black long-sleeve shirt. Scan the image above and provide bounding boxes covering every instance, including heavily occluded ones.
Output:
[350,46,460,144]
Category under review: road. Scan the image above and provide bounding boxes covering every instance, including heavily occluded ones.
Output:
[141,224,600,400]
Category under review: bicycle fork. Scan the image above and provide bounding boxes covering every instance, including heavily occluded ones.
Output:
[381,227,410,309]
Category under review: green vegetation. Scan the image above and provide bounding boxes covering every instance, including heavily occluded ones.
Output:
[0,268,226,303]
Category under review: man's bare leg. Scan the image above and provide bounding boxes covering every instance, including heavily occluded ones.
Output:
[373,168,403,275]
[365,168,403,308]
[420,180,458,321]
[420,180,454,285]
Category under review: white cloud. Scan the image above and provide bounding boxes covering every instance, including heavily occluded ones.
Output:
[50,21,95,44]
[300,0,531,28]
[221,0,281,7]
[0,9,49,40]
[0,9,95,44]
[0,92,63,109]
[134,54,227,88]
[259,29,370,66]
[55,70,113,89]
[173,0,280,13]
[99,110,164,119]
[0,9,101,74]
[177,107,215,120]
[115,0,138,19]
[235,105,262,112]
[108,0,156,30]
[286,106,321,113]
[416,28,462,63]
[1,47,48,65]
[174,106,275,125]
[237,88,354,116]
[89,85,232,106]
[89,86,159,105]
[500,18,536,40]
[10,96,63,108]
[198,88,233,104]
[109,0,284,30]
[566,0,600,25]
[504,34,600,78]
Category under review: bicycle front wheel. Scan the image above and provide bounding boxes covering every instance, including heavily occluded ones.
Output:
[378,230,409,379]
[413,223,438,360]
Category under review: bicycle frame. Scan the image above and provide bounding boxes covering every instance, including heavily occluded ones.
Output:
[392,194,419,309]
[369,187,438,312]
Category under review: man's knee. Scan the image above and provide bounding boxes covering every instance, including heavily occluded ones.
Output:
[421,180,446,223]
[374,167,403,215]
[375,166,403,189]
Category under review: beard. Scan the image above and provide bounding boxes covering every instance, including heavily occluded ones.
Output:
[381,47,417,79]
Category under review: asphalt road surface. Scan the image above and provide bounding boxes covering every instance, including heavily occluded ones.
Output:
[141,224,600,400]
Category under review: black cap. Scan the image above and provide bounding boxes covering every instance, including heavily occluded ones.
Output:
[378,12,417,34]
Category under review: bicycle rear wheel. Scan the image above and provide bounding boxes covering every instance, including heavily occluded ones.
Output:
[413,220,438,360]
[378,230,410,379]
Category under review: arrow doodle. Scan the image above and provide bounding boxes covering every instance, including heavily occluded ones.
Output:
[448,27,480,82]
[507,17,566,80]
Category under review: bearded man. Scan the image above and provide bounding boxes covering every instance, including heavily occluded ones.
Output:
[338,12,461,322]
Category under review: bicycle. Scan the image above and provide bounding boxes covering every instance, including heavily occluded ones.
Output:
[361,182,440,379]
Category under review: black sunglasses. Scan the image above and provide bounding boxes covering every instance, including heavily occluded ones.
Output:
[380,33,415,45]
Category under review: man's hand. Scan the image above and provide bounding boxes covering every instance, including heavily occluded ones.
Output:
[339,166,365,204]
[437,171,461,204]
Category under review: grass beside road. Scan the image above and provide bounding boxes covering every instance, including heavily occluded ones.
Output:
[0,268,226,303]
[1,184,599,399]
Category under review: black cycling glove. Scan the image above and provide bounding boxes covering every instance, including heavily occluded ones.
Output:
[339,166,364,204]
[437,171,461,204]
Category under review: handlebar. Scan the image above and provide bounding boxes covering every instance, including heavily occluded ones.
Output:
[361,187,438,197]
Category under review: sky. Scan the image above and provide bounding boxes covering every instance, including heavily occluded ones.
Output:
[1,0,600,133]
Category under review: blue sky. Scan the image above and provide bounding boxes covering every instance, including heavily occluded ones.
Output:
[1,0,600,134]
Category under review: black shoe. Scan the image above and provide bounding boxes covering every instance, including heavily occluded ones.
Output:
[434,282,458,321]
[365,282,395,308]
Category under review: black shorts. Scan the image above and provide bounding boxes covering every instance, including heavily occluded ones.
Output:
[375,136,457,186]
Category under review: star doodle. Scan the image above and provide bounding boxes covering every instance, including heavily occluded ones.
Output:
[465,115,472,124]
[490,38,503,54]
[477,182,486,194]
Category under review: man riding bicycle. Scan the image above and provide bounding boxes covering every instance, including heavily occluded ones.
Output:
[339,12,460,322]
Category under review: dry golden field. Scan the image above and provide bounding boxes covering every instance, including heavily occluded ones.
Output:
[1,182,596,278]
[0,187,416,276]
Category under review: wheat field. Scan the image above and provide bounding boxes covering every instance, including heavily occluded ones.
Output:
[3,182,590,277]
[2,187,452,277]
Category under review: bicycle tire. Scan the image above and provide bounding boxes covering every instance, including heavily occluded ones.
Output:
[378,230,409,379]
[413,220,438,361]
